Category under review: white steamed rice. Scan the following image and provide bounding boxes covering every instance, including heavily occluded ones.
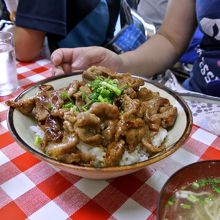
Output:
[30,126,168,167]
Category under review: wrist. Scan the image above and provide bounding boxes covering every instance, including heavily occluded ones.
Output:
[118,53,131,73]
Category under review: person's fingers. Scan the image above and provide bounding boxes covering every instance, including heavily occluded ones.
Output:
[72,46,122,72]
[51,46,121,73]
[54,68,65,75]
[50,66,64,76]
[61,63,72,73]
[71,46,108,70]
[51,48,75,66]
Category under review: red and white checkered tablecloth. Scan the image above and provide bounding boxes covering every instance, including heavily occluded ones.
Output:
[1,58,220,220]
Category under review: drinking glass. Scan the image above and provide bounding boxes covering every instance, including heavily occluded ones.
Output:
[0,31,18,96]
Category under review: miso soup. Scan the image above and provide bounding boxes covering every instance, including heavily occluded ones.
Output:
[162,177,220,220]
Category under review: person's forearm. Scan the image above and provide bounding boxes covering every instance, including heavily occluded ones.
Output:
[118,0,197,77]
[14,27,45,62]
[118,33,180,77]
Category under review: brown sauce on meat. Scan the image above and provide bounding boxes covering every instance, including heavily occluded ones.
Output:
[6,66,177,167]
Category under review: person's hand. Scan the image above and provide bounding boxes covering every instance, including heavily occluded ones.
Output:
[51,46,122,75]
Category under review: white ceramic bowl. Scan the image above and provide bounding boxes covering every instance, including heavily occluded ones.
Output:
[7,73,192,179]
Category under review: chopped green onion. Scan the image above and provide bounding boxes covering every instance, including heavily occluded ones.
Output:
[213,177,220,184]
[187,194,199,203]
[213,186,220,193]
[192,182,200,190]
[180,203,191,209]
[167,197,175,206]
[82,90,87,101]
[197,178,210,187]
[62,102,75,109]
[82,100,94,111]
[84,76,123,108]
[34,135,42,146]
[48,102,52,111]
[89,92,98,100]
[98,95,111,103]
[101,81,122,96]
[100,88,111,97]
[60,91,72,102]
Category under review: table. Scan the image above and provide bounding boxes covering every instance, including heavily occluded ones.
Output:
[1,58,220,220]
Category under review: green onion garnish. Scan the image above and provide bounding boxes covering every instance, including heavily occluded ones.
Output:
[34,135,43,146]
[180,203,191,209]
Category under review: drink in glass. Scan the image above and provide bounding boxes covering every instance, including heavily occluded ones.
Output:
[0,31,18,96]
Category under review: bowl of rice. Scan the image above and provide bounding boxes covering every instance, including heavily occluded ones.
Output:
[7,67,192,179]
[157,160,220,220]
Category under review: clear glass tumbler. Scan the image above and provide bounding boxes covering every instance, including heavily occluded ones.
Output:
[0,31,18,96]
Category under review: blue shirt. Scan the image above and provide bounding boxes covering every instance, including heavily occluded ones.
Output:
[15,0,117,52]
[183,0,220,96]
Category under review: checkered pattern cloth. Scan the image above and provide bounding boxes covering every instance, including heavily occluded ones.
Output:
[1,58,220,220]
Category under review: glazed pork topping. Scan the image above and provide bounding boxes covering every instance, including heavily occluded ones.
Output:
[6,66,178,167]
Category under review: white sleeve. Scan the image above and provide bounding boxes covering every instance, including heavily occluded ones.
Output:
[3,0,18,13]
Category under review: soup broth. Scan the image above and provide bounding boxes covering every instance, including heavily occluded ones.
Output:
[162,177,220,220]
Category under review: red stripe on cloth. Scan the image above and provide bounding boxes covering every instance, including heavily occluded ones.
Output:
[0,95,13,102]
[0,110,7,122]
[12,152,41,172]
[37,173,72,200]
[17,74,26,80]
[110,174,143,197]
[0,201,27,220]
[131,183,159,212]
[18,61,35,66]
[201,146,220,160]
[15,187,50,216]
[212,136,220,150]
[190,124,200,134]
[93,184,128,214]
[33,67,48,73]
[71,200,111,220]
[0,162,20,185]
[0,132,15,148]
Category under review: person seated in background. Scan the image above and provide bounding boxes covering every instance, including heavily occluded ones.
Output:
[51,0,220,97]
[137,0,168,31]
[14,0,120,62]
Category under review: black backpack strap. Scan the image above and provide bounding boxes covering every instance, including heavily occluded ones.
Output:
[104,0,121,42]
[120,0,134,28]
[104,0,134,45]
